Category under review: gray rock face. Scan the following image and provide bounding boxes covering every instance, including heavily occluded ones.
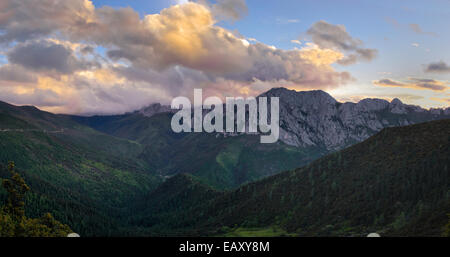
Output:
[260,88,449,150]
[389,98,407,114]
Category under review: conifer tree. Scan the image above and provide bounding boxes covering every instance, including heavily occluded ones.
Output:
[1,162,73,237]
[2,162,30,220]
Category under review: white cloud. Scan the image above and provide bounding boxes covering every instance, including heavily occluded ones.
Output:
[0,0,359,114]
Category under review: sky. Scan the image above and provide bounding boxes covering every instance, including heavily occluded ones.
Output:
[0,0,448,114]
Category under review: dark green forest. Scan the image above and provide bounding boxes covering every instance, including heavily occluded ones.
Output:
[130,119,450,236]
[0,162,72,236]
[0,101,161,236]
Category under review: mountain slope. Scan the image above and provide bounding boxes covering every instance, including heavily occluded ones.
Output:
[129,173,221,236]
[136,119,450,236]
[0,101,161,236]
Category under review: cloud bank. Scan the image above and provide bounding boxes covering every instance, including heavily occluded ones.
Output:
[373,78,448,92]
[424,61,450,73]
[0,0,373,114]
[306,20,378,65]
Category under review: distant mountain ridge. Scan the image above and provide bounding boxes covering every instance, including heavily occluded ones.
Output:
[261,88,450,150]
[130,88,450,150]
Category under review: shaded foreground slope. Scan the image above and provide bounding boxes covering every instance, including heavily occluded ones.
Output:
[135,119,450,236]
[0,101,161,236]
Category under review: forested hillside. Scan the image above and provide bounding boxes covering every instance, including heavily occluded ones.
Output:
[0,162,72,237]
[132,119,450,236]
[0,101,161,236]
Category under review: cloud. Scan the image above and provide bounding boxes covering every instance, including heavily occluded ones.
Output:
[391,94,424,102]
[211,0,248,21]
[374,79,403,86]
[286,19,300,23]
[385,19,437,37]
[409,23,436,36]
[0,0,96,43]
[424,61,450,73]
[175,0,248,21]
[373,78,448,92]
[0,88,65,107]
[0,64,37,83]
[306,20,377,65]
[0,1,344,82]
[411,43,419,47]
[91,3,252,74]
[7,40,99,75]
[80,45,95,55]
[385,17,400,28]
[430,97,450,104]
[4,1,247,73]
[223,43,353,87]
[299,43,345,66]
[0,0,356,114]
[409,78,448,91]
[276,18,300,25]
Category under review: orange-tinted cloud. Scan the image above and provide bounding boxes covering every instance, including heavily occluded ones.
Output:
[0,0,369,114]
[373,78,448,92]
[306,20,378,65]
[430,97,450,104]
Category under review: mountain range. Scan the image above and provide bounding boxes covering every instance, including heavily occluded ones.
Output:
[263,88,449,150]
[101,87,450,151]
[72,88,450,187]
[0,87,449,236]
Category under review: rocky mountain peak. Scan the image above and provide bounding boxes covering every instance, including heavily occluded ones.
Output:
[356,98,389,112]
[259,88,449,150]
[390,98,403,105]
[389,98,407,114]
[262,87,336,104]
